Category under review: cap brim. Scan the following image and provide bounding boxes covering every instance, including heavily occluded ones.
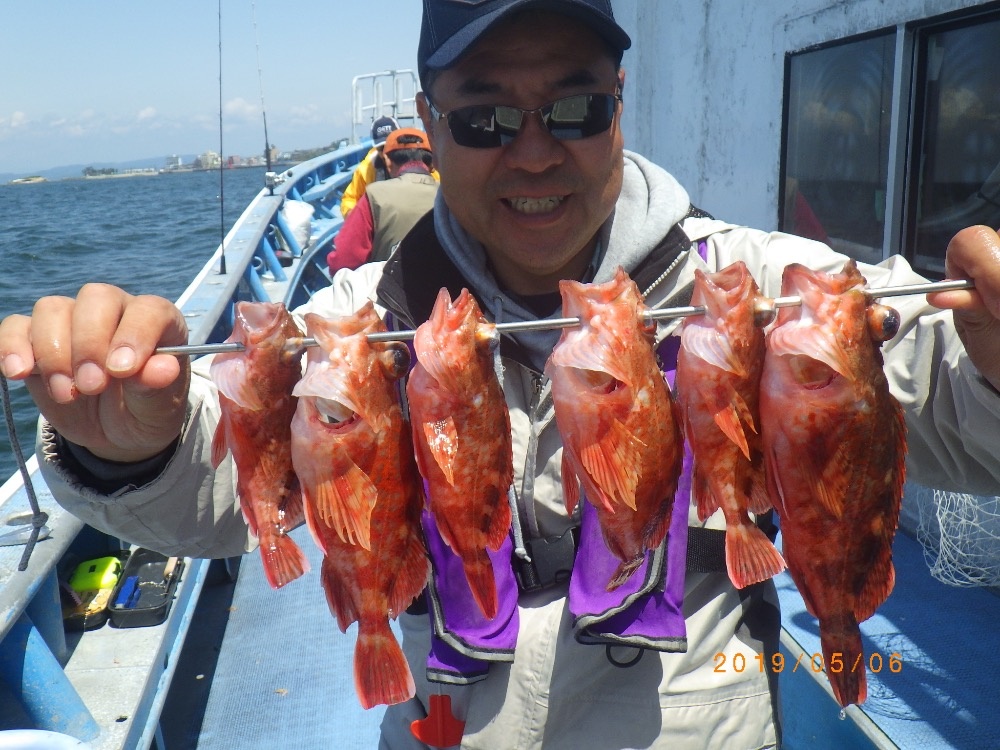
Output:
[424,0,631,73]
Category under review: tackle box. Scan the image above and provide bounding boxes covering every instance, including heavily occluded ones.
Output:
[108,548,184,628]
[62,554,127,631]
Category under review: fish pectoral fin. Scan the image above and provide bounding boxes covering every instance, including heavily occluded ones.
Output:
[421,417,459,486]
[713,399,752,460]
[813,440,859,519]
[210,421,230,469]
[579,419,643,511]
[312,461,378,550]
[561,450,581,515]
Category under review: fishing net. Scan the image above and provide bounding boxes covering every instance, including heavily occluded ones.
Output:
[911,481,1000,588]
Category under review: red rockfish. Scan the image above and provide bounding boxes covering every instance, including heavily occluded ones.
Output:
[676,261,785,589]
[210,301,309,589]
[406,288,513,621]
[760,260,905,708]
[291,303,429,709]
[545,267,683,590]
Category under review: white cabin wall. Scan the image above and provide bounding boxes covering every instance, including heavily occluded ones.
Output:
[613,0,988,230]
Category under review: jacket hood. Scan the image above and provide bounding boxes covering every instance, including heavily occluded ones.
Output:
[433,150,691,369]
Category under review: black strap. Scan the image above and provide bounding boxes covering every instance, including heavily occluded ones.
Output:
[686,511,778,574]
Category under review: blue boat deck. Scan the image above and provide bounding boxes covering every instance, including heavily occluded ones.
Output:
[160,527,389,749]
[777,528,1000,749]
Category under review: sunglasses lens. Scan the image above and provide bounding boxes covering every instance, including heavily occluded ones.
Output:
[548,94,616,140]
[447,106,505,148]
[443,94,618,149]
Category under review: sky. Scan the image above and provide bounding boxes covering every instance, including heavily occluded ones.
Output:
[0,1,424,175]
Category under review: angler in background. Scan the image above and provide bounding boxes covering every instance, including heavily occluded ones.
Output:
[339,116,398,218]
[328,128,439,276]
[7,1,1000,747]
[340,116,441,219]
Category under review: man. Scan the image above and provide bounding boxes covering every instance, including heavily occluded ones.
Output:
[339,115,399,218]
[3,1,1000,748]
[328,128,438,275]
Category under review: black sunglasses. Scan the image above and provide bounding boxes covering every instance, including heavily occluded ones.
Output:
[427,91,622,149]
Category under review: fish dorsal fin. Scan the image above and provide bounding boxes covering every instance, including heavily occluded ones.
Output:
[421,417,459,486]
[579,418,644,511]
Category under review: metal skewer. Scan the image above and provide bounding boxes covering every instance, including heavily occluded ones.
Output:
[143,277,976,357]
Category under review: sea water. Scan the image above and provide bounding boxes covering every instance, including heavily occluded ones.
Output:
[0,168,268,480]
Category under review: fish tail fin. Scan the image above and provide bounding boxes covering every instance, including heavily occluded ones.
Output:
[821,616,867,708]
[259,530,310,589]
[463,553,498,620]
[354,619,415,709]
[725,521,786,588]
[606,554,645,591]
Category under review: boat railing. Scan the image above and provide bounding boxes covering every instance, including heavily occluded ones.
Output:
[351,69,421,144]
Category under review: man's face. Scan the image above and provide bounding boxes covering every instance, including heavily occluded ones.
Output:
[419,12,624,296]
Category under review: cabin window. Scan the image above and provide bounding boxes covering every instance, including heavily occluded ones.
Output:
[781,33,894,264]
[909,17,1000,277]
[781,10,1000,279]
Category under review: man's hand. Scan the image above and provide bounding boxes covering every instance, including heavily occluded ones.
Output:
[0,283,191,463]
[926,225,1000,391]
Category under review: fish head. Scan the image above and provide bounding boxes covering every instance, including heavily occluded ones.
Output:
[292,305,402,433]
[767,261,891,388]
[413,288,497,394]
[681,261,764,377]
[546,267,647,395]
[210,301,303,409]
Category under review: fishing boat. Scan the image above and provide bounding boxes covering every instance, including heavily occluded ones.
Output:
[3,0,1000,746]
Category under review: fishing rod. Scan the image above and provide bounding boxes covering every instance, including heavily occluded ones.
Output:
[144,277,975,357]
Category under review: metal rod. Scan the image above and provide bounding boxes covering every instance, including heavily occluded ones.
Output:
[144,277,976,357]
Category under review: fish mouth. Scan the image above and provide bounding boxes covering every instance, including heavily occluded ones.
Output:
[315,398,361,429]
[788,355,838,389]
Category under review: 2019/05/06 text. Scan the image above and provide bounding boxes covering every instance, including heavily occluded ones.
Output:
[714,651,903,675]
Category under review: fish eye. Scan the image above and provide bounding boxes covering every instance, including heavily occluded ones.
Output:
[382,343,412,380]
[867,304,900,343]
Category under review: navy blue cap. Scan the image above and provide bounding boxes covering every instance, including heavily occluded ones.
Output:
[371,116,400,145]
[418,0,631,88]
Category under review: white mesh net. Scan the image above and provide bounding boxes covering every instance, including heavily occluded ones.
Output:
[911,482,1000,588]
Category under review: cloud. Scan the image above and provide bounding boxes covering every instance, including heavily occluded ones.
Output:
[10,111,29,128]
[223,97,260,122]
[137,106,157,121]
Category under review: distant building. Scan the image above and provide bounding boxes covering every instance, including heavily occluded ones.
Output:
[195,151,222,170]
